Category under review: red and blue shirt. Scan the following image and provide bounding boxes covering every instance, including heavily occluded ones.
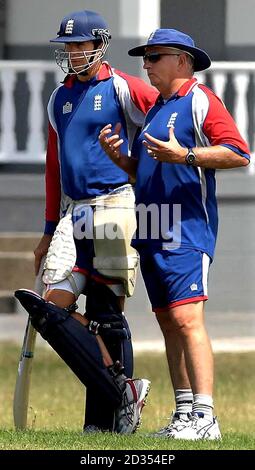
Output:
[133,78,250,259]
[45,62,158,234]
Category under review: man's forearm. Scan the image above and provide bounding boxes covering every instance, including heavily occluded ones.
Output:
[99,124,138,179]
[190,145,249,169]
[143,129,250,169]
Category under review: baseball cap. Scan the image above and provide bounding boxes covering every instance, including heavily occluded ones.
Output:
[50,10,110,43]
[128,29,211,72]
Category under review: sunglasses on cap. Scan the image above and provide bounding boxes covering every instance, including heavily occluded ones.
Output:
[143,52,181,63]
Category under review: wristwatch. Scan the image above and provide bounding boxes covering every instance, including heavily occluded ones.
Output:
[185,148,196,166]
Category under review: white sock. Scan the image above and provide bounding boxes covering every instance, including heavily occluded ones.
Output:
[175,389,193,415]
[192,393,214,421]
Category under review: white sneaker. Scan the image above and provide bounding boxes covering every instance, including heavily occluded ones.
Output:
[153,412,191,438]
[114,378,151,434]
[173,412,222,440]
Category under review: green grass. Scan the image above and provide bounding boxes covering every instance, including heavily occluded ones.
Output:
[0,429,254,450]
[0,343,255,450]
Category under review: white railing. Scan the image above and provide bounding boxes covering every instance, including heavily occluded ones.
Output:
[0,60,254,173]
[0,61,63,163]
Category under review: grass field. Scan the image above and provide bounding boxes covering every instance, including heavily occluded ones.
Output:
[0,343,255,450]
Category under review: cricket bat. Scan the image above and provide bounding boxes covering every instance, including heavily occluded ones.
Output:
[13,258,45,430]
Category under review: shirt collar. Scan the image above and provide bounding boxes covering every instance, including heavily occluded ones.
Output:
[97,61,113,80]
[156,77,198,104]
[176,77,198,97]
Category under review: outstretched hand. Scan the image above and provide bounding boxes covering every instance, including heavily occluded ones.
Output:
[143,127,188,164]
[99,123,124,161]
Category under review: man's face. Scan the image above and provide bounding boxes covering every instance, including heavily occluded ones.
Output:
[143,46,184,88]
[54,40,103,80]
[64,41,99,76]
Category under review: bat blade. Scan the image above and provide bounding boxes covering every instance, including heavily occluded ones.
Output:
[13,259,45,430]
[13,319,37,429]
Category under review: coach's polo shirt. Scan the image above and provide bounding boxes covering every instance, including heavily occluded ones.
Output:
[133,78,250,259]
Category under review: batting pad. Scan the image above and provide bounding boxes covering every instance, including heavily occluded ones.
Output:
[15,289,123,407]
[43,209,76,285]
[93,190,139,297]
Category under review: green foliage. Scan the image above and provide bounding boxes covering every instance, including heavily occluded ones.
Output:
[0,343,254,449]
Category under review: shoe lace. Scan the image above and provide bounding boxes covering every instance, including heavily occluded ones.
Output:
[120,389,135,425]
[171,412,190,431]
[188,412,215,432]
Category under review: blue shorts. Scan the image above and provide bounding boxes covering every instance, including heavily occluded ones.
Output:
[137,245,211,312]
[73,237,95,276]
[73,237,123,287]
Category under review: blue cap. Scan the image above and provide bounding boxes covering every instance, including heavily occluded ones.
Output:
[50,10,110,43]
[128,29,211,72]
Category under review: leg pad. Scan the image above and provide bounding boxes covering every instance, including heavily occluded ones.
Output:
[15,289,123,407]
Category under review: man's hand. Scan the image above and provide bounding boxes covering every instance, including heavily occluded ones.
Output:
[99,122,138,179]
[34,234,52,275]
[99,123,124,162]
[143,127,188,163]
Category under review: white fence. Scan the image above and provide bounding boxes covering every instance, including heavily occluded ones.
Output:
[0,60,254,172]
[0,61,63,163]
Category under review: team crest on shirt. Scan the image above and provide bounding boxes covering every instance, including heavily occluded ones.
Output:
[167,112,178,128]
[94,94,102,111]
[63,101,73,114]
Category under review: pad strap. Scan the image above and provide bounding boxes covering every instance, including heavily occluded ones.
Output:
[88,319,129,339]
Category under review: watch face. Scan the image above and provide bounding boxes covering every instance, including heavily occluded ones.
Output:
[186,151,196,165]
